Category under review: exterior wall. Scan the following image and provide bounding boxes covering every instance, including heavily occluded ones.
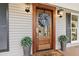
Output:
[56,9,66,49]
[56,8,79,49]
[0,3,32,56]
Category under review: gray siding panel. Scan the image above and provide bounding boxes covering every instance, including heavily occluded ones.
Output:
[66,13,71,43]
[0,3,9,52]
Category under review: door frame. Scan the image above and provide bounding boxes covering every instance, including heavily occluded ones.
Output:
[32,3,56,54]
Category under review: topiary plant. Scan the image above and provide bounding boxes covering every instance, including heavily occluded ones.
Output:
[59,35,69,43]
[21,36,32,47]
[59,35,69,51]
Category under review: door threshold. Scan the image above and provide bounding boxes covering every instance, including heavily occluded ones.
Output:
[36,48,53,52]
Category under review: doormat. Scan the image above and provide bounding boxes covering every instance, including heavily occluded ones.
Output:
[33,50,64,56]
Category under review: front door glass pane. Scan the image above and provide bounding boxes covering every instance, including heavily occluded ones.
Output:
[37,12,50,38]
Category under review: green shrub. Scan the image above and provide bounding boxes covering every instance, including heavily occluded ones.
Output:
[21,36,32,47]
[59,35,69,43]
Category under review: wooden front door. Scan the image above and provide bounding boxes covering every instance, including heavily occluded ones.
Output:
[32,3,56,53]
[36,8,53,51]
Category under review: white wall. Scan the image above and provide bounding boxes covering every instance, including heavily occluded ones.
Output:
[56,9,66,49]
[0,3,32,56]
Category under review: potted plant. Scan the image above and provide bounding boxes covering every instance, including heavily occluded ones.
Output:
[21,36,32,56]
[59,35,69,51]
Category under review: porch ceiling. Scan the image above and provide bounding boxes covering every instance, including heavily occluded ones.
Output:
[49,3,79,12]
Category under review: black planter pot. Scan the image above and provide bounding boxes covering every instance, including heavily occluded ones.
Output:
[60,41,66,51]
[23,46,31,56]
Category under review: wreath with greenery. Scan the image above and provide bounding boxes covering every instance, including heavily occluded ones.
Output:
[38,13,50,27]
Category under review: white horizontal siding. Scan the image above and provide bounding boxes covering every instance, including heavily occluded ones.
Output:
[56,10,66,49]
[0,3,32,56]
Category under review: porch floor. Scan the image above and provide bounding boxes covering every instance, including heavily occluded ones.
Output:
[63,45,79,56]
